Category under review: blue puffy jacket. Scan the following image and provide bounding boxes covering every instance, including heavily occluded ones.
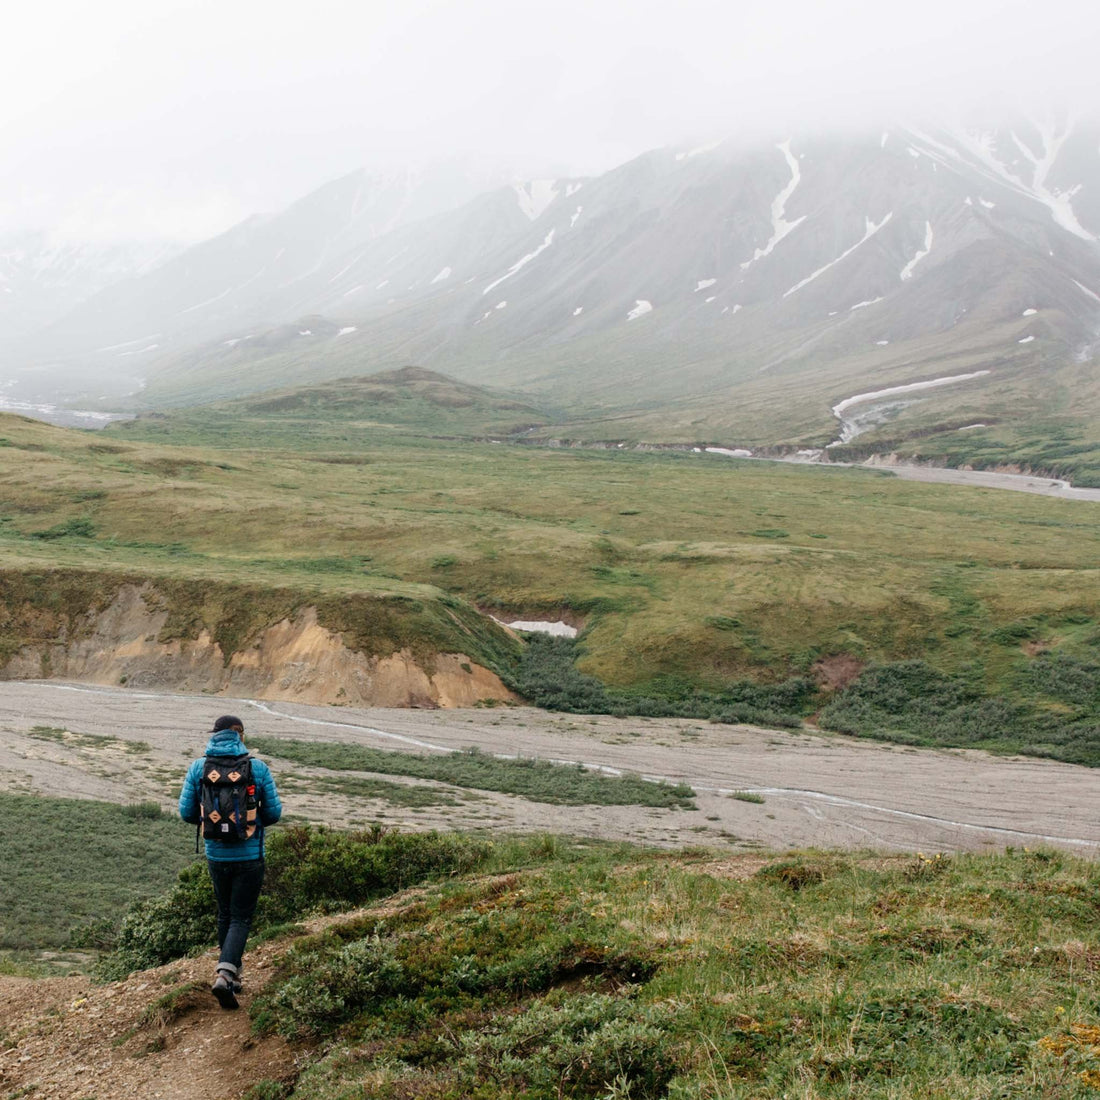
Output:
[179,729,282,861]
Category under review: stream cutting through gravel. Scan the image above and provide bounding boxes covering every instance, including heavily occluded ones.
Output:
[2,680,1097,855]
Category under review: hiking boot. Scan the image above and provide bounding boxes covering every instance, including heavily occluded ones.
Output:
[211,973,239,1010]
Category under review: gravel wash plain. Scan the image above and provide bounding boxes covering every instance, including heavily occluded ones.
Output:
[1,678,1098,854]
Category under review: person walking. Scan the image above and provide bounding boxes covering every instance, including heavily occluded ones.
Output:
[179,714,282,1010]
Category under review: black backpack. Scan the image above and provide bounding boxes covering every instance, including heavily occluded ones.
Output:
[198,754,259,844]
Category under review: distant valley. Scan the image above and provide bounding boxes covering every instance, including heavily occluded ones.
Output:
[1,111,1098,481]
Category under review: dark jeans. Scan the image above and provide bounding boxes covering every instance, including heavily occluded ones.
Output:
[208,858,265,973]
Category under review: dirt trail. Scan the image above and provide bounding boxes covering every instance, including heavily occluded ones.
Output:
[0,938,296,1099]
[0,897,433,1100]
[2,679,1099,854]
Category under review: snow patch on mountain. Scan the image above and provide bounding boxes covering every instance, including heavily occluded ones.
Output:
[430,266,452,284]
[327,257,361,284]
[695,279,717,292]
[337,326,357,336]
[627,300,653,320]
[740,141,806,271]
[676,140,722,161]
[900,221,934,281]
[849,297,883,311]
[832,370,992,418]
[1019,335,1035,343]
[483,230,555,295]
[569,206,583,228]
[1074,280,1100,305]
[514,181,559,221]
[97,334,162,353]
[179,285,233,315]
[784,213,893,298]
[919,120,1096,242]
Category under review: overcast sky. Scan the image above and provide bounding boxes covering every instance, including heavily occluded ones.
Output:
[3,0,1097,244]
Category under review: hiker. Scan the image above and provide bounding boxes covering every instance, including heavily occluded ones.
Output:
[179,714,282,1010]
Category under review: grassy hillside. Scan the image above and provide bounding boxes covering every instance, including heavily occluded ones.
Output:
[0,793,196,958]
[11,790,1100,1096]
[115,366,556,446]
[51,818,1100,1099]
[4,409,1100,737]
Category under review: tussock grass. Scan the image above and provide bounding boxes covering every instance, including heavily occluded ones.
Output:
[302,772,471,808]
[248,736,696,809]
[26,725,149,754]
[243,843,1100,1098]
[0,792,196,951]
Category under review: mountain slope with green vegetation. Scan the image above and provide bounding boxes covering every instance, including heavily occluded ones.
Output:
[112,366,556,446]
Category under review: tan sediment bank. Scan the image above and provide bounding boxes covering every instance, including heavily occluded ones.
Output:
[0,582,515,708]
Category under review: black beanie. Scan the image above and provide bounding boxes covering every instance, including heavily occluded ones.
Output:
[213,715,244,732]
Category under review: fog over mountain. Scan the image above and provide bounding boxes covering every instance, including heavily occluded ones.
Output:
[2,1,1098,443]
[2,0,1097,243]
[3,107,1097,456]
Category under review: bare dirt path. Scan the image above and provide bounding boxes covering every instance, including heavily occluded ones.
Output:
[0,897,432,1100]
[2,679,1098,855]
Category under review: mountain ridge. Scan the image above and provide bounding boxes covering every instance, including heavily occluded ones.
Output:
[8,112,1100,458]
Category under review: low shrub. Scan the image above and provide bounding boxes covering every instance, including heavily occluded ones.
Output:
[511,635,812,727]
[31,516,97,540]
[453,994,678,1098]
[1020,652,1100,708]
[820,660,1100,765]
[96,826,492,978]
[249,738,696,810]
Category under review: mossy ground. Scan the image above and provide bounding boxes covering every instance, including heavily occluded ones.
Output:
[79,822,1100,1099]
[261,844,1100,1098]
[13,782,1100,1097]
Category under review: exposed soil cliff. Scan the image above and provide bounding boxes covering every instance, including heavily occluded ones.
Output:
[0,574,517,708]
